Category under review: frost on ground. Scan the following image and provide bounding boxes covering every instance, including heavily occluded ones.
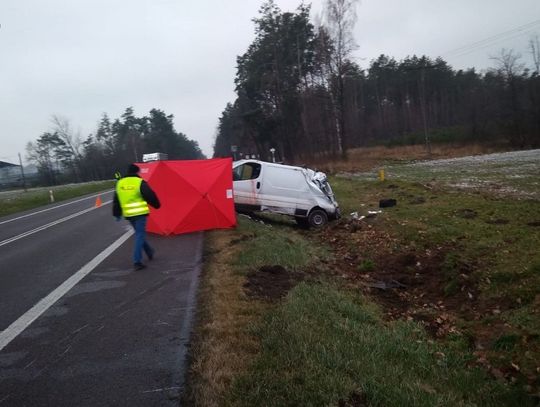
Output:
[345,149,540,199]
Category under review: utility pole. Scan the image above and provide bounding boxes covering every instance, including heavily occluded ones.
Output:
[18,153,27,192]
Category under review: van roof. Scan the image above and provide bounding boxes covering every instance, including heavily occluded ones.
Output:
[233,159,310,172]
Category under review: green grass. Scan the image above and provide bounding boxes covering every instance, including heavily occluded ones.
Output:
[329,164,540,398]
[231,283,528,406]
[191,152,540,406]
[357,258,375,273]
[0,181,114,217]
[233,217,329,271]
[332,176,540,297]
[492,334,521,351]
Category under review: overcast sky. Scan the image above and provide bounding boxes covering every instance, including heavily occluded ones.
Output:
[1,0,539,165]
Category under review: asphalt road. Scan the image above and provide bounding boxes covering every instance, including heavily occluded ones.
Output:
[0,191,203,406]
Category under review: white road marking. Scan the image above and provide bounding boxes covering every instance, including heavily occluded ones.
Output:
[0,191,112,226]
[0,200,112,248]
[0,229,134,352]
[141,386,182,394]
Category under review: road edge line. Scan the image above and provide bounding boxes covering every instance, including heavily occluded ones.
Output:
[0,200,112,248]
[0,229,134,352]
[0,190,113,226]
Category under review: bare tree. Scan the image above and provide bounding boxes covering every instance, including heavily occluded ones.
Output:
[490,49,526,146]
[323,0,360,158]
[489,48,525,82]
[529,35,540,74]
[51,115,83,181]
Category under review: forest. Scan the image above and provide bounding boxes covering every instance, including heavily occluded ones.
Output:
[23,0,540,186]
[26,108,204,185]
[213,1,540,162]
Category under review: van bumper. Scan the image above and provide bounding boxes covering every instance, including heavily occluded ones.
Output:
[330,207,341,220]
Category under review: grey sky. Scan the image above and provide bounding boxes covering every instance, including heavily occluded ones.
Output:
[1,0,539,165]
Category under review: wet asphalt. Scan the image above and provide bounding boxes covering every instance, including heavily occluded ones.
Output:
[0,193,203,406]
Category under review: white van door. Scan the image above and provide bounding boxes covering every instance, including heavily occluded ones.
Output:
[232,161,263,211]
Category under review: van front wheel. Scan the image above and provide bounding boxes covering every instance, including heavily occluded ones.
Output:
[308,209,328,228]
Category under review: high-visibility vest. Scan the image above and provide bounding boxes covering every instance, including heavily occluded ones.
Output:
[116,177,150,217]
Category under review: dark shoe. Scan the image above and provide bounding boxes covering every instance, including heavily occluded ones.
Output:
[147,249,154,261]
[134,262,146,271]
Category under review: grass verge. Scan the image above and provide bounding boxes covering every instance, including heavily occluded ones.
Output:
[185,146,538,405]
[231,283,527,407]
[186,216,534,406]
[0,181,114,217]
[183,218,327,406]
[327,173,540,389]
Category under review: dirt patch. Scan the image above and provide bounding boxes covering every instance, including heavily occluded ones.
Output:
[364,244,479,327]
[410,196,426,205]
[527,221,540,227]
[244,265,304,301]
[314,217,490,331]
[312,215,540,392]
[230,232,256,245]
[455,208,478,219]
[338,391,368,407]
[485,218,510,225]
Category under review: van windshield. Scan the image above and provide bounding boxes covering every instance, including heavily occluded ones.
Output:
[233,163,261,181]
[311,171,335,200]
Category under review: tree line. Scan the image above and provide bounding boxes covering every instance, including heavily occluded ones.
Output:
[213,0,540,162]
[26,107,204,186]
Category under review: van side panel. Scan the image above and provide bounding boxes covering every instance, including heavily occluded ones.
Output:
[258,165,313,215]
[232,160,339,221]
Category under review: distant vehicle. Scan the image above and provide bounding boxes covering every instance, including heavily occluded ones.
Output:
[232,159,340,227]
[142,152,168,162]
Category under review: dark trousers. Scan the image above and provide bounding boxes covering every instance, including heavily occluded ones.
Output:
[128,215,153,264]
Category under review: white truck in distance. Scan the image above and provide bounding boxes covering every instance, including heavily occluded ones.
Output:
[232,159,340,227]
[142,152,168,162]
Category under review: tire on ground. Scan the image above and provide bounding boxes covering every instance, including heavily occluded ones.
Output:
[307,209,328,228]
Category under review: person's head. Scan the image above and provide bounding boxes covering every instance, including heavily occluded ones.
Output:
[127,164,140,175]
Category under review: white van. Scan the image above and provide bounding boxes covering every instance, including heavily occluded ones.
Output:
[232,160,340,227]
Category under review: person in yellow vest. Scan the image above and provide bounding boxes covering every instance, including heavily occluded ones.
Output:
[113,164,161,270]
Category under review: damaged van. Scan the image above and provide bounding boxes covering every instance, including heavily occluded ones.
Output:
[232,160,340,227]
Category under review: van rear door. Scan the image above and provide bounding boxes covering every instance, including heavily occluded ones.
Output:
[232,161,262,212]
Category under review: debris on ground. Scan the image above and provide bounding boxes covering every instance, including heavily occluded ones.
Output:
[337,391,368,407]
[379,198,397,208]
[485,218,509,225]
[362,279,407,290]
[455,208,478,219]
[350,212,366,221]
[311,215,539,393]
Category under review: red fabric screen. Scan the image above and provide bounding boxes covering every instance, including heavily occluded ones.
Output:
[137,158,236,235]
